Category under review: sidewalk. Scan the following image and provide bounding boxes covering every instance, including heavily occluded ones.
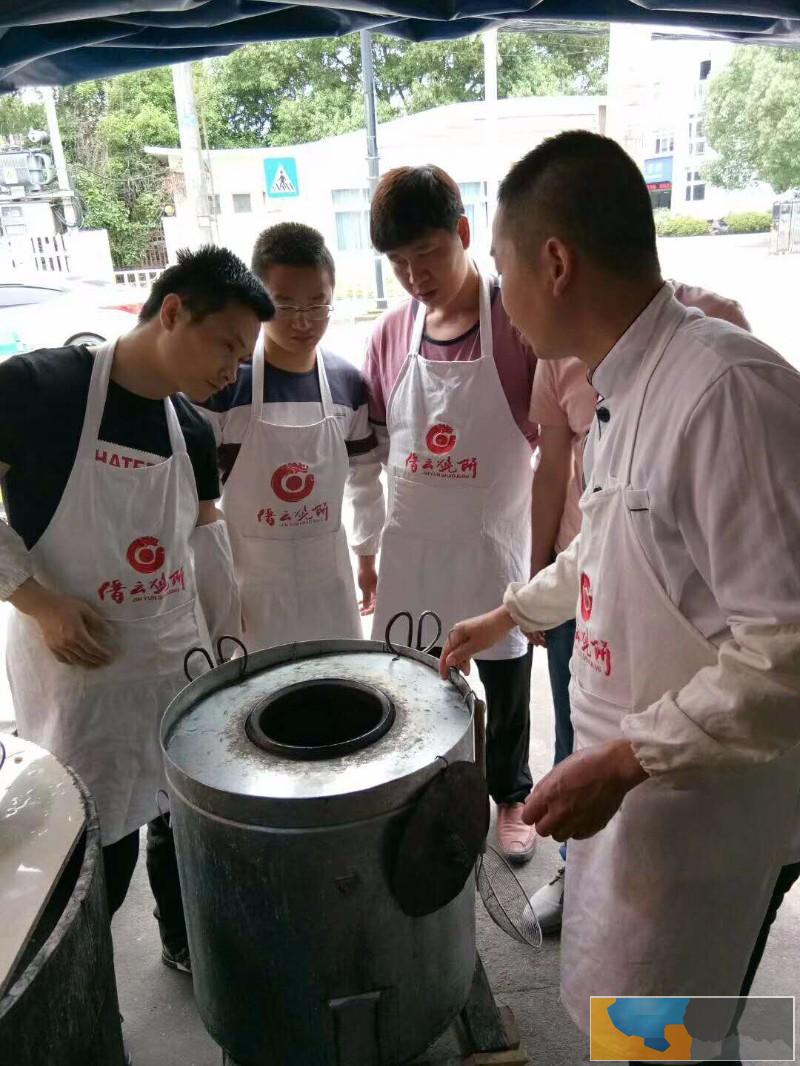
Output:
[110,650,800,1066]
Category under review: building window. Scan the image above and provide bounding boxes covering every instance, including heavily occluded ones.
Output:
[332,188,370,252]
[206,194,221,216]
[458,181,489,246]
[688,116,706,157]
[232,193,252,214]
[685,170,705,202]
[700,60,711,80]
[653,130,675,155]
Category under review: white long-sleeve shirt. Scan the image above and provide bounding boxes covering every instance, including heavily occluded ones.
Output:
[0,506,31,601]
[505,287,800,779]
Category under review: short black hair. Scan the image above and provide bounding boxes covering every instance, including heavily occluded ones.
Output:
[370,166,464,253]
[139,245,273,323]
[498,131,659,279]
[251,222,335,285]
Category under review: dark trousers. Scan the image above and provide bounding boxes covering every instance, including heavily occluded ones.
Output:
[102,816,188,953]
[546,617,576,767]
[629,860,800,1065]
[546,618,575,861]
[435,645,533,804]
[477,647,534,805]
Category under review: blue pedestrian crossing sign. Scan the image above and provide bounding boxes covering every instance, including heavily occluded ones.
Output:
[264,157,299,198]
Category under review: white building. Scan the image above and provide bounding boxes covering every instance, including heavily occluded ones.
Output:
[606,24,772,220]
[149,95,606,296]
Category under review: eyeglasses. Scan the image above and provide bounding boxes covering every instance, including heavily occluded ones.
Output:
[273,303,333,322]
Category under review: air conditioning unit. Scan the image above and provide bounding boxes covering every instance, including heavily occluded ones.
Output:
[0,150,56,193]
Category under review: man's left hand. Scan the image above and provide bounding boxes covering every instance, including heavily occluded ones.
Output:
[523,740,648,842]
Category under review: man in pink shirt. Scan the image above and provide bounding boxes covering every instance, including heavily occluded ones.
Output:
[528,281,751,931]
[364,165,539,862]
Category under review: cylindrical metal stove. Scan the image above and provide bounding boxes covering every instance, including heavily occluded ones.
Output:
[162,638,481,1066]
[0,745,125,1066]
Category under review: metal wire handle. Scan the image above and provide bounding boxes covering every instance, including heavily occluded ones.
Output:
[216,636,248,679]
[184,635,250,682]
[156,788,171,829]
[476,844,542,949]
[183,646,214,682]
[384,610,443,657]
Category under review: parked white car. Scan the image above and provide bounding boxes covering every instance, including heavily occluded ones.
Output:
[0,276,142,359]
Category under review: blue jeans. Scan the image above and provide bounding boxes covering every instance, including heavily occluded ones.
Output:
[546,617,575,862]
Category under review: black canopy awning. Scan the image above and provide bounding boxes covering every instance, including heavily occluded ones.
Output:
[2,1,799,92]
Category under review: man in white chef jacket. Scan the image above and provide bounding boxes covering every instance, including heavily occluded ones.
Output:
[441,131,800,1064]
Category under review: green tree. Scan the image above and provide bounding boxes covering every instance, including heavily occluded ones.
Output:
[43,30,608,266]
[0,92,46,139]
[201,29,608,148]
[705,47,800,193]
[199,38,365,147]
[57,70,177,267]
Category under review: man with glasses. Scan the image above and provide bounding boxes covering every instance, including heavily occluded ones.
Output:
[198,223,384,649]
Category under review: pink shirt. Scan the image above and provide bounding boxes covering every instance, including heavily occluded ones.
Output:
[529,358,595,551]
[529,280,752,553]
[364,282,538,446]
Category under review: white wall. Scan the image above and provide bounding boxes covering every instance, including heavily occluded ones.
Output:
[158,96,606,293]
[0,228,114,280]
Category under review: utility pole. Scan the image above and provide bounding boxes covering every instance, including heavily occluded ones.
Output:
[360,30,387,311]
[482,28,499,233]
[171,62,216,248]
[42,87,78,229]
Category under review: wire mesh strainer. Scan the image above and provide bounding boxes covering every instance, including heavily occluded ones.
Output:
[476,844,543,949]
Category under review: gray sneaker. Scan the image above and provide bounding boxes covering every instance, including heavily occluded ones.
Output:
[529,864,565,933]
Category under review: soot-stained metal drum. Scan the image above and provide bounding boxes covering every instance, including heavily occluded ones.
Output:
[161,637,480,1066]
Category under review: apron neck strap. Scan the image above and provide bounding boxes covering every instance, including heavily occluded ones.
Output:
[621,296,685,485]
[316,349,334,417]
[77,341,187,459]
[251,332,266,420]
[477,271,493,360]
[164,392,187,455]
[77,340,115,458]
[409,266,494,360]
[410,300,426,356]
[251,334,333,419]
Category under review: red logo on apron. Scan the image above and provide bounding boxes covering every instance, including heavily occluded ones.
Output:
[425,423,457,455]
[127,536,166,575]
[580,572,593,621]
[271,462,315,503]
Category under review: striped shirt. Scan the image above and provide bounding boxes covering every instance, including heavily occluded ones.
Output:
[197,348,384,555]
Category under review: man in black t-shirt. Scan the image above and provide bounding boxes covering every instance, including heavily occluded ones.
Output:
[0,247,273,972]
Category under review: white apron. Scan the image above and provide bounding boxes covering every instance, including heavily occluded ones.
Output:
[7,341,211,846]
[561,300,800,1034]
[222,337,361,652]
[371,273,532,660]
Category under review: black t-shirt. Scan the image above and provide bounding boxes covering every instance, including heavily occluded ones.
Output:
[0,346,220,549]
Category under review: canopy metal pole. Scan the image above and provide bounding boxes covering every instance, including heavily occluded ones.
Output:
[360,30,387,311]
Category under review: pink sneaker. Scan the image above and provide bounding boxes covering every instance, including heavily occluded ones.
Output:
[496,802,536,865]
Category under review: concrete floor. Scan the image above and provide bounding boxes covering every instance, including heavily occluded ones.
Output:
[111,649,800,1066]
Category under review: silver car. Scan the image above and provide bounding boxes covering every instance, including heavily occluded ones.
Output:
[0,276,142,359]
